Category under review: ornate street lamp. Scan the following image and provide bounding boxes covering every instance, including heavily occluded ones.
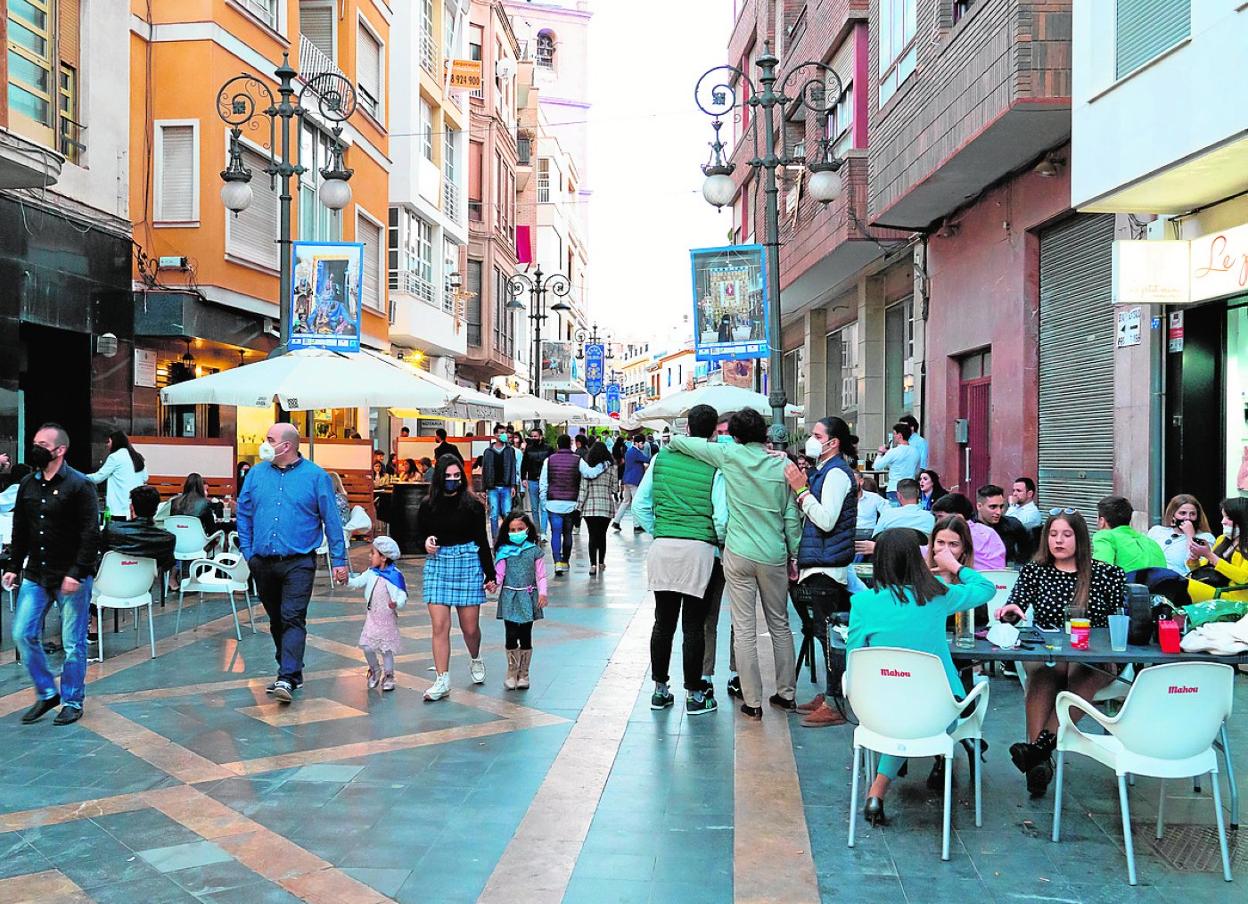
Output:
[695,42,845,446]
[216,57,357,355]
[507,266,571,398]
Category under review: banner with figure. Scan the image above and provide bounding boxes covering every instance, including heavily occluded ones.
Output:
[290,242,364,351]
[605,382,621,415]
[690,244,768,362]
[584,343,605,396]
[541,340,580,390]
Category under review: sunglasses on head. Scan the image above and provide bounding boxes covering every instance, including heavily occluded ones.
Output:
[1048,507,1078,516]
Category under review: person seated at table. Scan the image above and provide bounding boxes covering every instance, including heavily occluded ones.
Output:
[386,453,400,476]
[171,473,216,537]
[1092,495,1166,575]
[398,458,420,482]
[994,509,1126,798]
[848,529,995,826]
[855,479,934,557]
[931,493,1006,570]
[94,485,176,642]
[1146,494,1215,577]
[371,460,393,488]
[235,460,251,498]
[1187,497,1248,603]
[418,457,433,479]
[856,474,887,534]
[329,472,352,528]
[918,469,947,511]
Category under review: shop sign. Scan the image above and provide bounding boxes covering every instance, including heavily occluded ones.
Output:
[448,59,483,91]
[1190,223,1248,302]
[290,241,364,352]
[690,244,769,362]
[1113,223,1248,306]
[134,349,157,388]
[1168,311,1185,353]
[1116,306,1142,348]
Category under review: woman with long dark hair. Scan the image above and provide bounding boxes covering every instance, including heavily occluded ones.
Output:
[576,439,620,574]
[171,472,215,536]
[87,430,148,521]
[1187,497,1248,602]
[416,454,496,701]
[917,469,947,511]
[995,509,1126,797]
[847,528,995,825]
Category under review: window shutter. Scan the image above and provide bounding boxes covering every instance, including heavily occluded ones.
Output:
[157,125,195,222]
[59,0,81,68]
[359,216,382,310]
[1115,0,1190,79]
[357,25,381,110]
[301,4,334,59]
[229,146,279,268]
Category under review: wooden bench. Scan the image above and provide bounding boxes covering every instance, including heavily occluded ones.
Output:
[148,476,238,499]
[338,471,376,534]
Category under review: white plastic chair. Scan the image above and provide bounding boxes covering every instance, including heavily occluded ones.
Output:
[91,552,158,661]
[845,647,990,860]
[153,499,172,527]
[176,552,256,640]
[1052,661,1235,886]
[165,515,224,566]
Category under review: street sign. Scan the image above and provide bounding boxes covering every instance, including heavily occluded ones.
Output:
[605,382,621,415]
[585,343,605,396]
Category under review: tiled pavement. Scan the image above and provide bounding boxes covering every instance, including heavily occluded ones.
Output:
[1,528,1245,903]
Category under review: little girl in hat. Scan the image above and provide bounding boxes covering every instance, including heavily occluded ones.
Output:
[349,535,407,691]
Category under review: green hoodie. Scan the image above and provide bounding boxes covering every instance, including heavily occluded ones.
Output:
[1092,525,1166,573]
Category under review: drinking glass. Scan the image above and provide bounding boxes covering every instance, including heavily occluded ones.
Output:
[1108,613,1130,653]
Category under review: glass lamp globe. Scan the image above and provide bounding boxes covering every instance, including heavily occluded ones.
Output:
[702,172,736,209]
[221,180,254,213]
[319,177,353,211]
[808,166,844,204]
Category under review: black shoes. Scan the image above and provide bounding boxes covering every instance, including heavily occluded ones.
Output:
[739,704,763,720]
[926,756,946,791]
[725,676,742,699]
[53,707,82,726]
[265,678,303,695]
[769,694,797,712]
[1026,761,1054,797]
[20,695,60,724]
[864,796,887,826]
[1011,731,1056,798]
[611,522,622,532]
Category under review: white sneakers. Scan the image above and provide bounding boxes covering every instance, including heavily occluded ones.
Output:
[470,658,487,684]
[424,672,450,701]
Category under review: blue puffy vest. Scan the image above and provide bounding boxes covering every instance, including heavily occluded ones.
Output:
[796,454,859,568]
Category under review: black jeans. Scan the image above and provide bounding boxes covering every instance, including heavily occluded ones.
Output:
[504,620,533,650]
[250,553,317,684]
[651,590,710,691]
[798,573,849,698]
[585,516,609,566]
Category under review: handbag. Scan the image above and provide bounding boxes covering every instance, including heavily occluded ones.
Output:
[1189,563,1231,589]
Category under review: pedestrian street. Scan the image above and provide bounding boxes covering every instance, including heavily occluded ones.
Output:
[0,530,1244,904]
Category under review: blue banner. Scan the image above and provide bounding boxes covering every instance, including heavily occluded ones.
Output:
[605,382,621,415]
[290,241,364,351]
[584,343,605,396]
[690,243,768,362]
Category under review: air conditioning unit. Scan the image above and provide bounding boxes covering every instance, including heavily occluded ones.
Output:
[157,256,189,270]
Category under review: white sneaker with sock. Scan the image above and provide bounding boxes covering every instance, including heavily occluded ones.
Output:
[424,672,451,701]
[469,658,487,684]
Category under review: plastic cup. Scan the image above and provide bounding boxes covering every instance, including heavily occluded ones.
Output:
[1108,613,1129,652]
[1158,619,1181,654]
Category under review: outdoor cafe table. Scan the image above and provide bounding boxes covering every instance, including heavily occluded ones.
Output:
[950,627,1248,827]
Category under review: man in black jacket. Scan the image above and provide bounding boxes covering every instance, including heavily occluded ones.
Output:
[2,423,99,725]
[975,483,1034,564]
[480,426,517,538]
[431,427,463,465]
[101,485,175,576]
[521,427,551,540]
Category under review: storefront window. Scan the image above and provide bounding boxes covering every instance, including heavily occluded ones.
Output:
[884,296,915,423]
[825,322,858,430]
[1226,301,1248,499]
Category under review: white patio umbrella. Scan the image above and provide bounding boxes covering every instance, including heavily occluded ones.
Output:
[503,394,615,426]
[159,348,455,411]
[631,385,803,425]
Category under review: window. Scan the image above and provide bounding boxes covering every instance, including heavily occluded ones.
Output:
[299,124,342,241]
[878,0,916,106]
[358,212,383,311]
[494,267,513,358]
[356,19,383,120]
[826,82,854,158]
[420,98,434,161]
[443,238,459,314]
[58,63,81,163]
[238,0,279,30]
[826,323,859,418]
[420,0,435,75]
[468,139,483,221]
[443,127,459,219]
[952,1,975,24]
[300,2,334,59]
[468,26,484,100]
[227,144,280,269]
[466,259,483,346]
[537,158,550,203]
[155,123,198,223]
[444,2,457,59]
[1115,0,1190,79]
[387,208,434,305]
[7,0,57,142]
[535,31,555,69]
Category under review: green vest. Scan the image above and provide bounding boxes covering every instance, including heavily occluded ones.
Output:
[652,448,718,544]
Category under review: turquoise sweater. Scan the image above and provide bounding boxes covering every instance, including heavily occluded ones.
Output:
[847,567,996,696]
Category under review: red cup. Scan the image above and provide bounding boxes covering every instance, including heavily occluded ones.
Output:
[1071,626,1090,650]
[1158,620,1181,654]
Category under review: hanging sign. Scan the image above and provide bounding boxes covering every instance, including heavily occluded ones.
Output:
[605,382,621,415]
[449,59,483,91]
[690,244,769,362]
[290,241,364,351]
[584,343,605,396]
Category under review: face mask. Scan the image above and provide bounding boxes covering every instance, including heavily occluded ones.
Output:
[508,531,528,545]
[443,478,461,492]
[716,434,734,444]
[496,434,507,443]
[257,441,276,462]
[28,444,53,470]
[804,437,826,459]
[1224,520,1235,535]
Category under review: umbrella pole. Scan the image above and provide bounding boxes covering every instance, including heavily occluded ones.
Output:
[307,410,315,462]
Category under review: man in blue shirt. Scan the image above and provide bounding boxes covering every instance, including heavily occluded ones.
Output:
[237,422,347,703]
[613,434,651,533]
[874,422,921,504]
[900,415,929,470]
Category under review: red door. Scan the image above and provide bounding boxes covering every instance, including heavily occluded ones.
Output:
[958,377,992,495]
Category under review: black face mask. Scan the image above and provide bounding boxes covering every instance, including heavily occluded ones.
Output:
[28,444,53,470]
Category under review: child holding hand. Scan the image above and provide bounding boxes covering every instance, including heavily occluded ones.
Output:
[350,536,407,692]
[494,514,547,690]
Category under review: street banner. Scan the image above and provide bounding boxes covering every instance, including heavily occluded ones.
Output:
[541,340,579,389]
[584,343,605,396]
[690,243,768,362]
[605,382,621,415]
[290,241,364,351]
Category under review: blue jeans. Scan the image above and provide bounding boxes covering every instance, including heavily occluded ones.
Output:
[548,511,574,565]
[250,554,317,684]
[526,480,547,534]
[13,577,93,709]
[487,487,513,538]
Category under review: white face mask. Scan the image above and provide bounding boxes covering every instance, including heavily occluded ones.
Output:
[804,437,826,459]
[258,441,277,462]
[1224,519,1236,536]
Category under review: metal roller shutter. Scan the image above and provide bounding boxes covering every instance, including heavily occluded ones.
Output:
[1038,214,1116,514]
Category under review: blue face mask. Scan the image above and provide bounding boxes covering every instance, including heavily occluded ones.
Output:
[508,531,528,545]
[443,479,461,492]
[716,434,734,444]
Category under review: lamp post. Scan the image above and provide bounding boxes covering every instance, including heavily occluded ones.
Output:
[507,266,571,399]
[574,323,613,409]
[696,42,846,448]
[216,56,357,356]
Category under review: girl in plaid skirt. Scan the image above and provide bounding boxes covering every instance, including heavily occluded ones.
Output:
[417,455,497,702]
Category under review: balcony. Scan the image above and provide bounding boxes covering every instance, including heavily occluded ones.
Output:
[421,31,436,77]
[299,34,347,90]
[443,179,460,222]
[0,128,62,189]
[389,271,465,357]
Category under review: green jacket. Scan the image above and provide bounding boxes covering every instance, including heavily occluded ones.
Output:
[650,449,719,544]
[1092,525,1166,573]
[667,436,800,566]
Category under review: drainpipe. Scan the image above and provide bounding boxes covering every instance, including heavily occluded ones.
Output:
[1150,306,1166,525]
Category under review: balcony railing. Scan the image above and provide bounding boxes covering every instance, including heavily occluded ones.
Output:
[516,135,532,166]
[421,32,436,75]
[299,34,346,89]
[468,200,483,222]
[390,269,436,308]
[443,179,460,221]
[537,174,550,203]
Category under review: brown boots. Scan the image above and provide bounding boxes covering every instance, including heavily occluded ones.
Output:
[504,649,533,690]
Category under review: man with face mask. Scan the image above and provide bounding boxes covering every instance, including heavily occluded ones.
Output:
[237,422,348,703]
[480,424,518,538]
[3,423,100,725]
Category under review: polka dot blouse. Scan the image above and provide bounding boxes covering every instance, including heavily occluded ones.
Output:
[1006,560,1127,629]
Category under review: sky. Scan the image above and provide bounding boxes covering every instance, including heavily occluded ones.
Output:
[585,0,737,347]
